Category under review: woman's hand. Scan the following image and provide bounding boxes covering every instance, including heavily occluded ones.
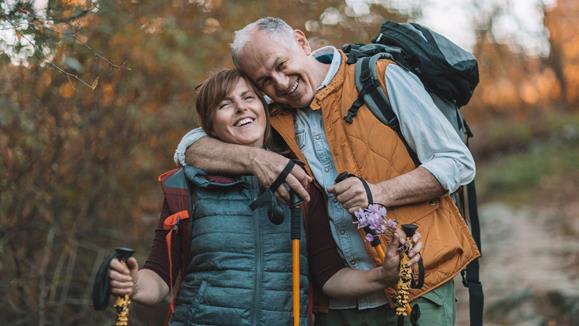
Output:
[379,228,423,287]
[380,229,402,287]
[406,230,423,267]
[109,257,139,298]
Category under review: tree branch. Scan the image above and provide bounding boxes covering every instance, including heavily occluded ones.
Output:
[37,227,57,326]
[1,3,130,89]
[73,34,131,71]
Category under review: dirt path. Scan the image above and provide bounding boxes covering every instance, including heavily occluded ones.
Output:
[455,175,579,325]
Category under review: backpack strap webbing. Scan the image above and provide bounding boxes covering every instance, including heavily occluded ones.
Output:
[461,180,483,326]
[351,56,484,326]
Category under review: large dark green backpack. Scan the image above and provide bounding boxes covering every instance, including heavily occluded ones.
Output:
[342,20,483,326]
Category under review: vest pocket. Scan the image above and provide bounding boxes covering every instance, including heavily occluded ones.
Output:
[412,197,466,273]
[170,280,207,324]
[386,197,469,277]
[387,198,440,225]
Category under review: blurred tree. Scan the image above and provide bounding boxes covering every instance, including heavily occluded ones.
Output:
[459,0,578,122]
[544,0,579,105]
[3,0,576,323]
[0,1,408,324]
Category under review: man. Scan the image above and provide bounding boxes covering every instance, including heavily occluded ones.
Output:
[175,17,480,325]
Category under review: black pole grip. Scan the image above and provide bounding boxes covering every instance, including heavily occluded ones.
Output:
[92,247,135,310]
[115,247,135,262]
[290,191,302,240]
[402,224,418,237]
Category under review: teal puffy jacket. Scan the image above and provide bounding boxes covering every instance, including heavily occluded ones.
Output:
[165,166,309,326]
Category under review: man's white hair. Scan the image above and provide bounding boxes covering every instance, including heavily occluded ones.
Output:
[231,17,296,68]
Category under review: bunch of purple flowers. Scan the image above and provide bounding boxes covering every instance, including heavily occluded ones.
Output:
[353,204,397,244]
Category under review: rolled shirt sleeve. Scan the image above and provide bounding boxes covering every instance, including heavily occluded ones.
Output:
[173,127,208,166]
[385,64,475,193]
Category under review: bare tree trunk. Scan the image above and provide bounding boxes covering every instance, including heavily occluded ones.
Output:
[542,3,568,104]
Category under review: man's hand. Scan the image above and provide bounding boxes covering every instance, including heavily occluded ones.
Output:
[328,166,448,211]
[251,150,312,203]
[184,137,312,203]
[328,177,381,213]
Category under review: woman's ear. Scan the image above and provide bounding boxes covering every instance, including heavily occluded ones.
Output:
[293,30,312,55]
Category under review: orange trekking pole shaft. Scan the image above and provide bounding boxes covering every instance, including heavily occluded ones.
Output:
[290,191,304,326]
[292,239,300,326]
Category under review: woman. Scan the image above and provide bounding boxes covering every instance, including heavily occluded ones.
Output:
[108,69,422,326]
[108,69,309,326]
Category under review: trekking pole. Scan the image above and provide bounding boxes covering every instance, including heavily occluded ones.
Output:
[368,235,413,316]
[350,202,417,323]
[361,219,414,318]
[249,159,305,324]
[113,248,135,326]
[289,190,304,326]
[334,172,415,319]
[396,224,422,326]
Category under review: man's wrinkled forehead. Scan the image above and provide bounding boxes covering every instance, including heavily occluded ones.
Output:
[238,33,291,77]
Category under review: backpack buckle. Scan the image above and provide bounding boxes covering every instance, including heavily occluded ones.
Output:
[373,32,384,43]
[387,116,399,129]
[359,72,379,93]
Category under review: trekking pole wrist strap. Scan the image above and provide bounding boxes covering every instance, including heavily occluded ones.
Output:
[269,159,295,193]
[335,171,373,205]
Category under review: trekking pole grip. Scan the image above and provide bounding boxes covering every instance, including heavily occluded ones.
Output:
[113,247,135,326]
[290,191,303,240]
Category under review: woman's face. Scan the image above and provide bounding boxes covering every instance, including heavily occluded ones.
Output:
[211,78,267,148]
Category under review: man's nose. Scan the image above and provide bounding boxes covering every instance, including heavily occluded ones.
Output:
[271,72,289,92]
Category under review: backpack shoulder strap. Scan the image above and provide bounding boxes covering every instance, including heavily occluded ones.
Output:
[157,168,196,315]
[346,53,394,125]
[350,54,421,166]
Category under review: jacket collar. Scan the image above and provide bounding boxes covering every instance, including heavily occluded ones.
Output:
[310,50,348,111]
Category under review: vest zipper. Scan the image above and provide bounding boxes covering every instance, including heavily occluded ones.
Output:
[250,176,263,326]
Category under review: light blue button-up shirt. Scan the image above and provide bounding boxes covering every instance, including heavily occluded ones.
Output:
[174,46,475,310]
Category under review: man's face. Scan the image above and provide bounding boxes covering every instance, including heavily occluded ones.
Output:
[237,30,318,109]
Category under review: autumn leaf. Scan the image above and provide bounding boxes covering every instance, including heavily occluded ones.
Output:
[90,75,99,90]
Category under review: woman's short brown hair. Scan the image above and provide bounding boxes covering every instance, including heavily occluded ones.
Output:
[195,69,270,144]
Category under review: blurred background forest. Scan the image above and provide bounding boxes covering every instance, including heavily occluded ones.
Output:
[1,0,578,325]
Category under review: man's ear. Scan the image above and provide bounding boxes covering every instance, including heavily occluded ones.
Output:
[293,30,312,55]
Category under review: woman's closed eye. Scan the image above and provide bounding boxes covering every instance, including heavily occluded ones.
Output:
[218,101,232,110]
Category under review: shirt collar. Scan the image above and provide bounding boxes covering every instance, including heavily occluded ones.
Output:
[312,46,342,90]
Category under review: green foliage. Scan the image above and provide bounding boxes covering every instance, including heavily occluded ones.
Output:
[476,116,579,204]
[470,111,579,158]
